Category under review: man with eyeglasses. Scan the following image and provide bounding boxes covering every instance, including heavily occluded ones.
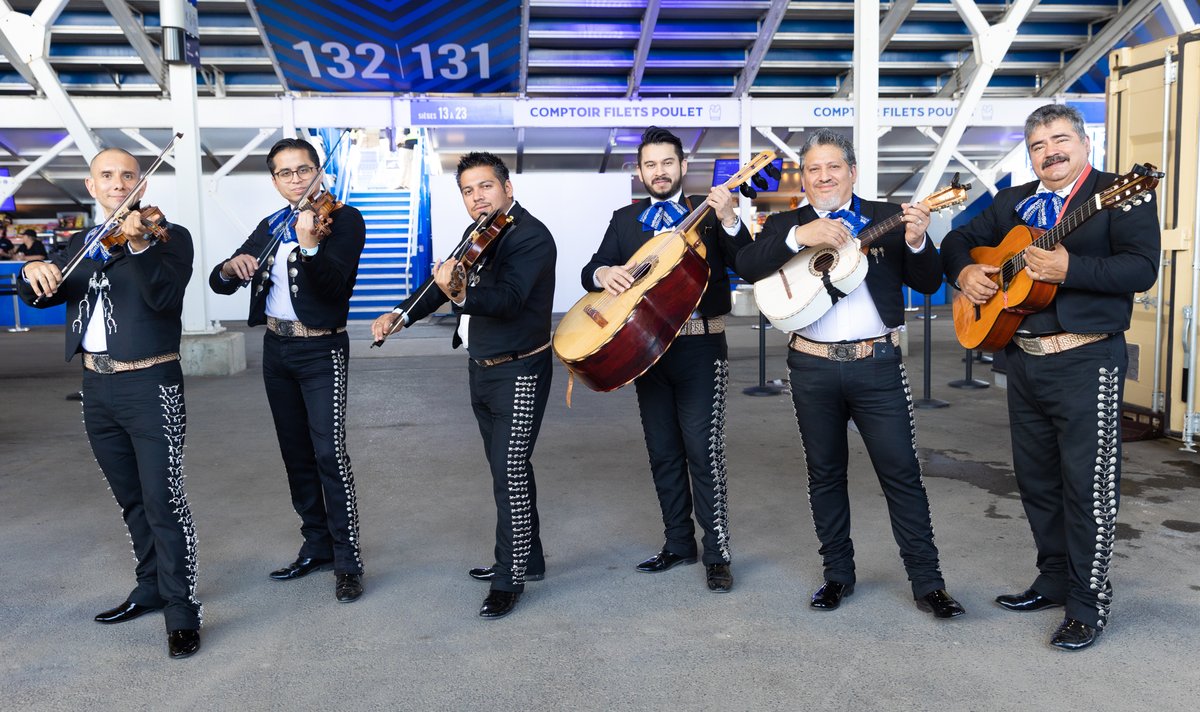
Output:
[210,137,369,603]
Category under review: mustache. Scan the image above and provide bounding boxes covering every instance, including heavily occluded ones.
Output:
[1042,155,1068,169]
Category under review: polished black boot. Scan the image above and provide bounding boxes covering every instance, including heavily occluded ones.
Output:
[635,549,698,573]
[1050,618,1100,651]
[268,556,334,581]
[706,564,734,593]
[810,581,853,610]
[479,590,520,619]
[995,588,1062,612]
[335,573,363,602]
[468,565,544,582]
[167,629,201,659]
[94,600,161,624]
[916,589,966,618]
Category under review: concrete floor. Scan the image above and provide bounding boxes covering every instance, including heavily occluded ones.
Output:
[1,310,1198,711]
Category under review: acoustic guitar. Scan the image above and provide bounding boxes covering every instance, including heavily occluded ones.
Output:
[753,177,970,333]
[952,163,1161,351]
[553,150,779,393]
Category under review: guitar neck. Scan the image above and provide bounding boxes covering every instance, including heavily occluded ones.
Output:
[856,212,904,249]
[1007,194,1100,276]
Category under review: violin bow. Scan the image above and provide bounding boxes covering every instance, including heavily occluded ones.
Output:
[37,132,183,304]
[370,207,509,348]
[247,130,351,275]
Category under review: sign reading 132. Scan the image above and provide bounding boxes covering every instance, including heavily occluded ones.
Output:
[257,0,520,93]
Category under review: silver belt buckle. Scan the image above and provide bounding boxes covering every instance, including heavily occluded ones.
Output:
[1017,336,1045,356]
[828,343,858,362]
[275,320,297,337]
[92,353,115,374]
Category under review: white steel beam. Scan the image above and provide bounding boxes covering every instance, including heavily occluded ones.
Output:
[835,0,916,98]
[627,0,660,97]
[101,0,166,91]
[916,126,1000,195]
[732,0,788,97]
[755,126,803,165]
[1161,0,1198,32]
[855,0,881,199]
[122,128,176,167]
[911,0,1038,203]
[1037,0,1162,97]
[210,128,276,181]
[30,0,68,27]
[0,134,73,204]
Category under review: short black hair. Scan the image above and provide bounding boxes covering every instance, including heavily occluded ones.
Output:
[799,129,857,168]
[455,151,510,187]
[22,229,37,238]
[1023,104,1087,144]
[267,138,320,173]
[637,126,684,165]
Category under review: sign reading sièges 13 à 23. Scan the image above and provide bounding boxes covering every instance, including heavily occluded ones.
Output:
[254,0,520,93]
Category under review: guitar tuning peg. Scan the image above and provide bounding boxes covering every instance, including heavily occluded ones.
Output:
[763,163,782,180]
[1123,205,1132,212]
[1132,200,1142,206]
[739,184,757,199]
[1145,194,1153,202]
[752,174,768,190]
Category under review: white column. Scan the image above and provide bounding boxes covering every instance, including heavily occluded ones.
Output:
[853,0,880,199]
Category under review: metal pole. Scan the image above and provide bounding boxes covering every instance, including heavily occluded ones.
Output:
[744,312,784,397]
[948,348,988,389]
[7,274,28,333]
[1152,47,1176,414]
[1180,105,1200,451]
[913,293,948,408]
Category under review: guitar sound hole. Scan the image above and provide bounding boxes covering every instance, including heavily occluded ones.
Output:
[630,256,658,286]
[811,250,837,275]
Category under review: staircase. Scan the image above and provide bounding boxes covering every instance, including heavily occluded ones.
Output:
[348,190,420,320]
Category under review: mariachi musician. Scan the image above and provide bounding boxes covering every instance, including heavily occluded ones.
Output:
[19,147,202,658]
[371,151,556,620]
[210,137,368,603]
[735,129,965,619]
[580,126,751,593]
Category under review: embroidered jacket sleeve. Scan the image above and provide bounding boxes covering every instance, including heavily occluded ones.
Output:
[127,224,193,312]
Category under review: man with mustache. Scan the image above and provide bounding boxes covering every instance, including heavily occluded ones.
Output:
[371,152,555,619]
[580,126,751,592]
[736,129,965,619]
[942,104,1160,650]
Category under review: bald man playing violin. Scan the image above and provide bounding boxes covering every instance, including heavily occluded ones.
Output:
[18,147,202,659]
[210,137,368,605]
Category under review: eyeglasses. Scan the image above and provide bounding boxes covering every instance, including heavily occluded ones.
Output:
[272,165,316,181]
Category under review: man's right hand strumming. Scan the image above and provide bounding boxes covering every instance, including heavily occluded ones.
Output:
[221,254,259,282]
[371,312,403,342]
[956,263,1001,305]
[22,261,63,298]
[596,262,637,296]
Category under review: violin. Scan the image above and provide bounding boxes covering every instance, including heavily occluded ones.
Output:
[299,190,344,242]
[371,207,514,348]
[447,209,511,295]
[95,205,171,251]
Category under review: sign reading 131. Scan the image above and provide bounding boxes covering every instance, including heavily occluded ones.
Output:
[256,0,520,93]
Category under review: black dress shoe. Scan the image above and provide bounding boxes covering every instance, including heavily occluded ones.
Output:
[635,550,698,573]
[167,629,201,659]
[335,573,363,602]
[995,588,1062,612]
[467,566,545,582]
[706,564,734,593]
[479,590,520,619]
[1050,617,1100,650]
[916,588,967,618]
[810,581,854,610]
[94,600,160,624]
[268,556,334,581]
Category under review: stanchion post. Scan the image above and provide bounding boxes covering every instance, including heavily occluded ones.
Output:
[914,293,948,408]
[949,347,989,389]
[744,311,785,397]
[7,274,29,333]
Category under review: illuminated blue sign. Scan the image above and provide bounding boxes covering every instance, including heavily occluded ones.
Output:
[255,0,520,93]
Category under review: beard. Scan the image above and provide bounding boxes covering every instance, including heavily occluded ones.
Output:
[807,190,847,213]
[646,176,681,201]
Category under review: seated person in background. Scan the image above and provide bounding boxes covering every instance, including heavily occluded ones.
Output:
[0,233,13,259]
[13,230,47,262]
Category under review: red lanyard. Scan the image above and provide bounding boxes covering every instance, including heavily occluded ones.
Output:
[1056,163,1092,219]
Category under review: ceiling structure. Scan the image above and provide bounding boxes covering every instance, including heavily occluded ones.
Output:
[0,0,1197,213]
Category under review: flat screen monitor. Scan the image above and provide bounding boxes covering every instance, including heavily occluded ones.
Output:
[711,157,782,193]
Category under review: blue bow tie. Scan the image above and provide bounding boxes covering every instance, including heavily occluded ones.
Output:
[638,200,688,232]
[267,204,299,243]
[1016,191,1064,230]
[82,223,114,263]
[824,201,870,237]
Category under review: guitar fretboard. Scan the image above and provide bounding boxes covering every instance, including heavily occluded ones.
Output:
[1001,194,1101,285]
